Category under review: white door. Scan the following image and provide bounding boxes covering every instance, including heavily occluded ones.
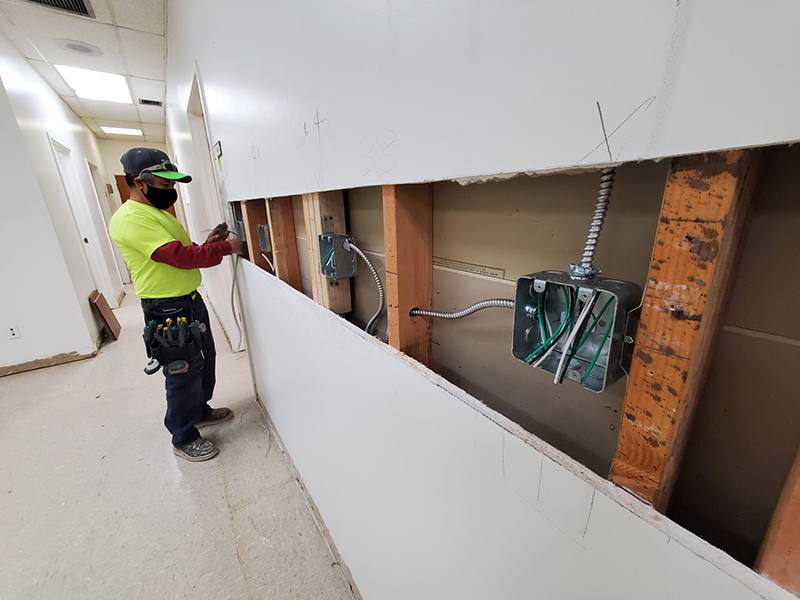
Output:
[50,138,121,308]
[87,161,130,285]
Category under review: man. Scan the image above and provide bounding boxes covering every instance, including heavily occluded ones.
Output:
[109,148,244,462]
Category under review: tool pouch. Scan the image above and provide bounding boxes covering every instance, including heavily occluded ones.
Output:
[141,296,204,365]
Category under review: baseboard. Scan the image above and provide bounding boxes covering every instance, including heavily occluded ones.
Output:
[0,350,96,378]
[254,397,363,600]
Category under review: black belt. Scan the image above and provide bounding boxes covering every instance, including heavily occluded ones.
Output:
[141,290,199,305]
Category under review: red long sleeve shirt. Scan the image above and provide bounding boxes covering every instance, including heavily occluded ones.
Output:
[151,240,233,269]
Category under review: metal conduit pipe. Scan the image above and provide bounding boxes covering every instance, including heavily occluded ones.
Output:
[410,298,514,319]
[344,240,385,336]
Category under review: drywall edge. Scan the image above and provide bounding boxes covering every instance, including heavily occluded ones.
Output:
[238,260,794,600]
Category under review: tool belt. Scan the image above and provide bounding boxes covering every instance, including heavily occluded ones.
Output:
[141,293,206,365]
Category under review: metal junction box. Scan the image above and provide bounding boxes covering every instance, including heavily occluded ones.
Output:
[256,224,271,253]
[318,233,357,281]
[511,270,641,392]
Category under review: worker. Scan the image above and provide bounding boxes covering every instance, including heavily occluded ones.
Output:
[109,148,244,462]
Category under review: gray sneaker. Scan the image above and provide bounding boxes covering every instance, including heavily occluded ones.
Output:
[173,437,219,462]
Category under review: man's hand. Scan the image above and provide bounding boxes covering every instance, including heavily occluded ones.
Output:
[228,238,244,255]
[205,222,230,244]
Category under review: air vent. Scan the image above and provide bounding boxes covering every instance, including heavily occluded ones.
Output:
[27,0,95,18]
[139,98,163,107]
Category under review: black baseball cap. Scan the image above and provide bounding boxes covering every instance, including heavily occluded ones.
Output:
[120,147,192,183]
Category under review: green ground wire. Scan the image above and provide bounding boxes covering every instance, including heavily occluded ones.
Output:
[537,288,546,344]
[581,312,615,384]
[322,247,334,266]
[576,296,615,351]
[526,286,571,362]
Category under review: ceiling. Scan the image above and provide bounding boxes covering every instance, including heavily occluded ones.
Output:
[0,0,166,142]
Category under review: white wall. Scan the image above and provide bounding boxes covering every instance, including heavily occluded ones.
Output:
[97,138,168,211]
[166,0,800,201]
[0,35,123,364]
[239,263,793,600]
[0,75,95,368]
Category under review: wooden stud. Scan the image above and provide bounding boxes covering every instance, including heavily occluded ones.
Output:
[301,191,351,314]
[609,150,761,510]
[266,196,302,291]
[383,183,433,367]
[757,446,800,596]
[240,199,272,272]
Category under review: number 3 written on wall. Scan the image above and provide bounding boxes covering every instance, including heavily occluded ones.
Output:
[360,129,397,178]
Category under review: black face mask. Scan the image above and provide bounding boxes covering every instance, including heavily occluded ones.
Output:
[144,184,178,210]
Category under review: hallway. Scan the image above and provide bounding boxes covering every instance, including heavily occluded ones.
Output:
[0,286,354,600]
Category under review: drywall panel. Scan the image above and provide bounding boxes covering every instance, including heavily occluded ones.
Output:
[238,261,792,600]
[0,35,122,351]
[0,74,94,368]
[433,162,667,285]
[166,0,800,201]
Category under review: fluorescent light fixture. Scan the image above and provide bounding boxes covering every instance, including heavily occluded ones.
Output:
[101,126,142,136]
[55,65,132,103]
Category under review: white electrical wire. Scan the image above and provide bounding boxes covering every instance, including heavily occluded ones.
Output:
[260,252,275,273]
[532,290,576,369]
[230,252,243,352]
[552,291,598,383]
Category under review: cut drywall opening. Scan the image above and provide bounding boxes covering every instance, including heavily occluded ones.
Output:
[334,152,800,568]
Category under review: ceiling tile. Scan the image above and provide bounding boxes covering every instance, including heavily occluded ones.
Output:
[144,134,165,143]
[28,59,73,95]
[109,0,164,36]
[80,98,139,120]
[129,76,164,103]
[4,2,125,73]
[0,8,39,58]
[138,103,164,124]
[118,27,164,80]
[63,96,90,117]
[140,122,164,136]
[86,0,114,25]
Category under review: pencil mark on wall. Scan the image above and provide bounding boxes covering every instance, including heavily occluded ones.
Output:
[577,96,657,164]
[596,101,613,161]
[360,134,378,176]
[313,110,326,127]
[581,490,596,542]
[379,128,397,176]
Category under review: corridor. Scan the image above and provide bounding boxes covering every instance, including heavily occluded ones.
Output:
[0,286,353,600]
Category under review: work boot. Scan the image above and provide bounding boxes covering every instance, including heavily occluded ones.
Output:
[196,407,234,429]
[173,437,219,462]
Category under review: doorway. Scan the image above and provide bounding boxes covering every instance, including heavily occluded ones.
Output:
[50,137,122,309]
[185,73,241,350]
[88,161,129,286]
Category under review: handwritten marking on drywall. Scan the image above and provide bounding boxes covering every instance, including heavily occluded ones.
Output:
[379,129,398,176]
[577,96,657,164]
[360,134,378,176]
[361,130,398,178]
[313,110,326,127]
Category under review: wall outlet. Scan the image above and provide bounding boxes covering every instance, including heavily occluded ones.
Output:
[7,326,21,340]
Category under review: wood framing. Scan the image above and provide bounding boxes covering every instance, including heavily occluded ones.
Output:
[301,191,351,314]
[757,445,800,595]
[266,196,303,291]
[609,150,761,510]
[383,183,433,367]
[240,199,273,272]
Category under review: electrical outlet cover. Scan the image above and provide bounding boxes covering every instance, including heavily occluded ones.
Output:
[8,326,21,340]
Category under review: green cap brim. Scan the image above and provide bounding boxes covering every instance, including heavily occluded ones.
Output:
[153,171,192,183]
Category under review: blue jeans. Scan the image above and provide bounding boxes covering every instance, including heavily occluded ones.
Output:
[142,292,216,444]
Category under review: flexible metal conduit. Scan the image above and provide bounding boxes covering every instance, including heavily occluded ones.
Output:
[410,298,514,319]
[346,241,385,335]
[579,167,615,272]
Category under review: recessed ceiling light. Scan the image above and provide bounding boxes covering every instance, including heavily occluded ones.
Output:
[101,126,142,136]
[55,65,132,104]
[54,38,103,56]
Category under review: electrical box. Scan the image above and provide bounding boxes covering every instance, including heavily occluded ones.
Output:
[318,233,357,281]
[511,270,640,392]
[256,224,271,253]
